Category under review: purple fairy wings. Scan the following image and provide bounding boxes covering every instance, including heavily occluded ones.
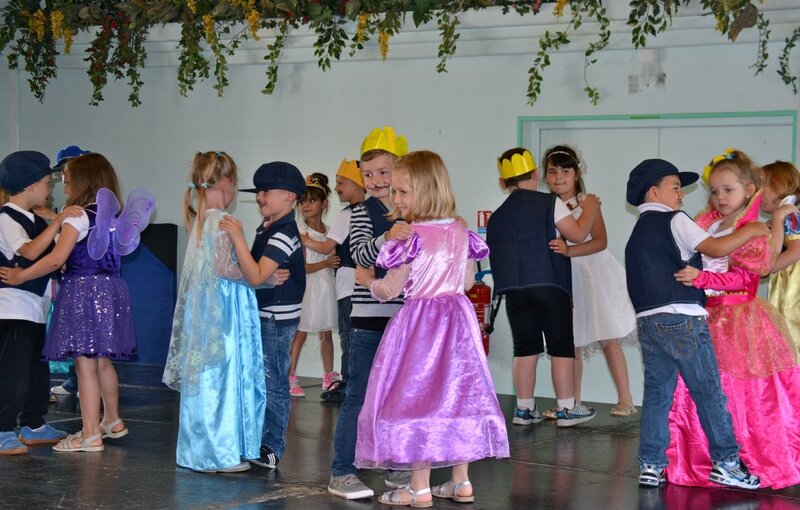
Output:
[87,188,156,260]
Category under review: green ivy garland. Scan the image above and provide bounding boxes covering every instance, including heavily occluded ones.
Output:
[0,0,797,107]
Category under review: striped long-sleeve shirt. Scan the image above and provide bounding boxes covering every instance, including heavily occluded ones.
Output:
[349,201,403,331]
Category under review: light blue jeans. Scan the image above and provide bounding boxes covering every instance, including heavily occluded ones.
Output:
[637,313,739,469]
[260,316,298,459]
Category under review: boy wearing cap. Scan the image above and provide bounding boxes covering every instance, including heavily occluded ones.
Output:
[301,159,366,402]
[221,161,306,470]
[486,147,600,428]
[0,151,80,453]
[625,158,766,489]
[328,127,412,500]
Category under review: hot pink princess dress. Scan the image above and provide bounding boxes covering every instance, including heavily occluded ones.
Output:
[666,193,800,489]
[354,219,509,470]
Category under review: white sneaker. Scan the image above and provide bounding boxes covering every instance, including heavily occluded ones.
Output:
[50,385,71,396]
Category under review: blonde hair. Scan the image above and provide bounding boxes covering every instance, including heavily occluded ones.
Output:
[183,151,238,244]
[708,149,762,189]
[64,153,122,207]
[388,150,456,222]
[762,161,800,202]
[0,187,8,206]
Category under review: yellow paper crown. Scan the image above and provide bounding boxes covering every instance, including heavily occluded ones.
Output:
[703,148,737,184]
[360,126,408,157]
[336,159,364,189]
[497,150,536,180]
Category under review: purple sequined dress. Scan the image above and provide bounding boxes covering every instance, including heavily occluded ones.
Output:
[43,205,136,360]
[355,220,509,470]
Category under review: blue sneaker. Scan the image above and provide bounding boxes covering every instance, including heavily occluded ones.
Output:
[709,458,760,489]
[18,424,67,445]
[0,431,28,455]
[556,403,596,427]
[513,406,543,425]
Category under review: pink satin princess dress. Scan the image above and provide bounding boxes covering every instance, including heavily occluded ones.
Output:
[666,192,800,489]
[354,219,510,470]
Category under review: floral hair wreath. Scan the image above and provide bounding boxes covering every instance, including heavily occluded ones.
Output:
[702,148,737,184]
[542,144,588,176]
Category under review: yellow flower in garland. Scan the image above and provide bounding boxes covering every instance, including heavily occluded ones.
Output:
[553,0,568,17]
[187,0,197,15]
[63,28,73,54]
[356,14,368,44]
[203,14,216,43]
[29,9,46,42]
[246,0,256,11]
[378,31,390,61]
[247,9,260,40]
[50,10,64,39]
[229,0,243,7]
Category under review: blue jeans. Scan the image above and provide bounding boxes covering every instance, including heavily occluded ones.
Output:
[260,317,298,459]
[337,297,352,382]
[637,313,739,469]
[331,327,382,476]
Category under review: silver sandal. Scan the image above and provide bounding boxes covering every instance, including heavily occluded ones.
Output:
[378,486,432,508]
[52,432,104,452]
[432,480,474,503]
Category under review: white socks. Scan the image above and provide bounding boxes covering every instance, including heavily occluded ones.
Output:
[517,398,535,410]
[557,398,576,410]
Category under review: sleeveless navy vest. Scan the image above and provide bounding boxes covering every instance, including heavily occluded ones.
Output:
[250,212,306,314]
[335,203,356,269]
[0,206,55,296]
[625,210,705,314]
[363,197,394,279]
[486,189,572,296]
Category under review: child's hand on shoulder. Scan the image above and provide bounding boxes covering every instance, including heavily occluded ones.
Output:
[55,205,84,224]
[773,204,799,223]
[386,222,413,241]
[674,265,700,287]
[549,237,571,257]
[740,221,770,239]
[219,215,244,240]
[355,265,376,287]
[579,193,601,210]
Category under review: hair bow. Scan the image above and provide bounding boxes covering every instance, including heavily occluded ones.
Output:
[702,148,737,184]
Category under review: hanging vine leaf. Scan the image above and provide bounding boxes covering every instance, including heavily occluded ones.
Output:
[435,6,460,73]
[751,12,769,75]
[263,18,289,94]
[177,21,210,96]
[778,27,800,94]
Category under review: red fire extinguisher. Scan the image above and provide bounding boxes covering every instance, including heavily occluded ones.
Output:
[467,270,493,355]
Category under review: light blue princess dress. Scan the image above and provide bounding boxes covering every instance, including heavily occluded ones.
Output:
[163,209,266,471]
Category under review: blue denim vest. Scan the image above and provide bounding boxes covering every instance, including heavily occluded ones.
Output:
[0,206,55,296]
[486,189,572,296]
[625,210,705,314]
[335,203,356,269]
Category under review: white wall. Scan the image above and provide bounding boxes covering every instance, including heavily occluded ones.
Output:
[2,1,799,401]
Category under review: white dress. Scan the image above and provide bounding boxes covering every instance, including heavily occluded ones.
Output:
[297,223,338,332]
[566,196,637,356]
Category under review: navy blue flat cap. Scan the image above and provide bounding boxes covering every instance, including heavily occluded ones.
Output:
[240,161,306,196]
[626,159,699,206]
[0,151,53,193]
[54,145,90,170]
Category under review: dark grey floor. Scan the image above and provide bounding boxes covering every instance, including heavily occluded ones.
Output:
[3,366,800,510]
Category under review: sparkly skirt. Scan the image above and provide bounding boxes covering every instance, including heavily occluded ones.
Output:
[43,274,137,360]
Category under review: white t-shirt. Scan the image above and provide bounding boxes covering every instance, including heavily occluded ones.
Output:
[0,203,53,323]
[552,197,571,236]
[634,202,711,318]
[328,207,354,300]
[62,211,91,241]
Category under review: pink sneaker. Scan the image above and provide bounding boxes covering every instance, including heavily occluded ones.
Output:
[289,375,305,398]
[322,371,341,390]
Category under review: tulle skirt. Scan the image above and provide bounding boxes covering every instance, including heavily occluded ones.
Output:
[43,274,136,360]
[355,294,509,470]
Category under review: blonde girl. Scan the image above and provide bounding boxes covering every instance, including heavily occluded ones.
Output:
[544,145,638,417]
[0,153,136,452]
[163,151,267,473]
[288,173,339,398]
[354,150,509,506]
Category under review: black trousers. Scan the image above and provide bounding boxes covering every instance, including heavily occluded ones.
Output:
[0,319,49,432]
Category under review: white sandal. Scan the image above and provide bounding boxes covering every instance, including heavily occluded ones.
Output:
[378,486,432,508]
[52,432,104,452]
[432,480,474,503]
[100,418,129,439]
